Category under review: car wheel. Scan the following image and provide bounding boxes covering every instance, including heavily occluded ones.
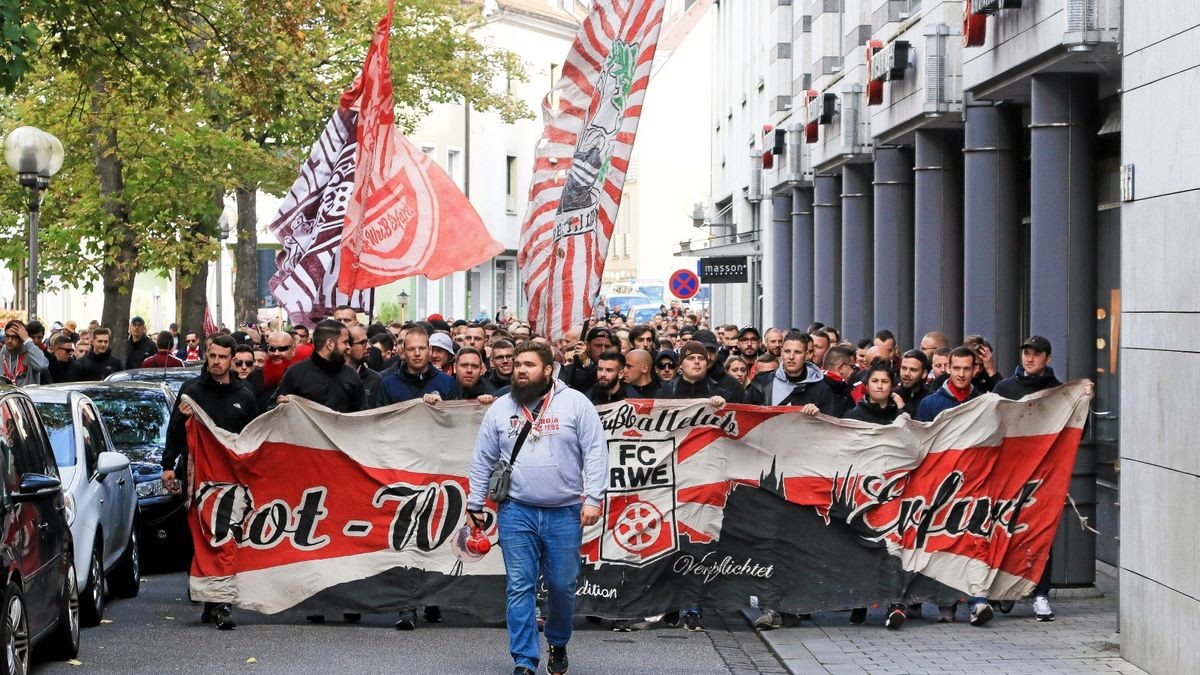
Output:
[1,581,30,675]
[80,541,105,627]
[109,524,140,599]
[41,563,80,660]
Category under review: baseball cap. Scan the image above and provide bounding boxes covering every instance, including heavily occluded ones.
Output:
[130,316,145,325]
[738,325,761,340]
[1020,335,1052,355]
[679,340,709,362]
[231,331,253,347]
[426,313,445,323]
[692,329,720,350]
[586,327,614,343]
[429,332,455,354]
[656,349,680,365]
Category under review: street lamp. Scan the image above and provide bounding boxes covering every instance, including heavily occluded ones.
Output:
[4,126,64,321]
[215,213,232,330]
[397,290,409,323]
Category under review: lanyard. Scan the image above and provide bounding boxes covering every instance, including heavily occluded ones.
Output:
[2,351,26,383]
[518,384,555,442]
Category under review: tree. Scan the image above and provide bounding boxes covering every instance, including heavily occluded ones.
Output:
[0,0,527,340]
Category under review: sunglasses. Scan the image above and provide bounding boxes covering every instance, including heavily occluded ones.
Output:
[234,360,254,367]
[267,346,290,353]
[656,363,677,370]
[352,339,369,346]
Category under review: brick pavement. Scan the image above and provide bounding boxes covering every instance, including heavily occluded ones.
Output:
[748,563,1145,675]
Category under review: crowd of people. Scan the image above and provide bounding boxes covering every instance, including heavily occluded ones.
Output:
[1,298,1073,672]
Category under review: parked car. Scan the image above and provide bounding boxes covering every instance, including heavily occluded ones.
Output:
[105,365,200,397]
[0,385,80,670]
[605,293,650,317]
[43,382,188,570]
[628,303,663,326]
[28,388,140,626]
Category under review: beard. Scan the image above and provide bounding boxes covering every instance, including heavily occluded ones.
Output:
[511,373,551,406]
[327,348,347,367]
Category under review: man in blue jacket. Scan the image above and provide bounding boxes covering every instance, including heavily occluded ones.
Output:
[916,345,993,626]
[377,326,461,407]
[467,341,607,675]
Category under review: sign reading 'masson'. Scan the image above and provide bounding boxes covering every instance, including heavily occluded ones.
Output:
[184,383,1090,618]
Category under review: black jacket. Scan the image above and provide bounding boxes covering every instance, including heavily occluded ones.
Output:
[242,369,274,415]
[459,377,498,400]
[657,376,740,401]
[585,383,638,405]
[895,382,929,418]
[163,371,260,472]
[558,356,597,393]
[123,336,159,371]
[706,361,746,403]
[844,400,903,425]
[745,363,845,416]
[75,350,124,381]
[993,366,1062,401]
[484,369,511,391]
[356,363,383,409]
[47,357,81,384]
[972,370,1002,394]
[275,353,366,413]
[629,379,661,399]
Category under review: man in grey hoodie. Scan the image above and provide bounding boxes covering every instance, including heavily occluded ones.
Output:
[2,320,49,386]
[467,341,607,675]
[744,330,840,415]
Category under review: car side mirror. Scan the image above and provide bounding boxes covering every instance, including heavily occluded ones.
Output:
[12,473,62,501]
[96,451,130,476]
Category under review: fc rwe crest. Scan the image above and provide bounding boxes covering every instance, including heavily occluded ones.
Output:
[600,437,678,566]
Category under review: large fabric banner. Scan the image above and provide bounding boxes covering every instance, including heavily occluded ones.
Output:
[185,382,1089,618]
[519,0,667,340]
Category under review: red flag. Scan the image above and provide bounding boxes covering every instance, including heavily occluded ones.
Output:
[337,3,501,293]
[203,305,218,336]
[519,0,667,340]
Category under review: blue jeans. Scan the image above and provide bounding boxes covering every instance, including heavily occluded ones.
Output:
[498,500,582,671]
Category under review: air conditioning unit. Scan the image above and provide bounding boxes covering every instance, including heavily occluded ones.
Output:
[972,0,1022,14]
[841,85,861,153]
[866,41,884,105]
[870,40,913,82]
[802,90,820,143]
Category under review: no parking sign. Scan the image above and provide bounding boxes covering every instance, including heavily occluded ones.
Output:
[668,269,700,300]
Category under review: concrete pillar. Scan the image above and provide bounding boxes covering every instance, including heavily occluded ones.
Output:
[813,174,842,326]
[791,187,814,329]
[873,147,915,347]
[1031,74,1097,587]
[913,129,963,345]
[963,104,1022,373]
[841,164,873,343]
[770,192,793,330]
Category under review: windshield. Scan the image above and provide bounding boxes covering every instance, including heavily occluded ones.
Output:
[632,307,660,324]
[33,402,76,467]
[634,285,664,304]
[85,389,171,462]
[608,294,649,314]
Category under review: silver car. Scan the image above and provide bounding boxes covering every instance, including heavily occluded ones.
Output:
[28,388,140,627]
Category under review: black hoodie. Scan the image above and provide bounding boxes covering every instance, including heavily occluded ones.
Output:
[163,370,259,472]
[275,352,365,412]
[844,399,903,425]
[993,366,1062,401]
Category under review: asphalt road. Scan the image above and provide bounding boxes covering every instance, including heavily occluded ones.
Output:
[31,572,759,674]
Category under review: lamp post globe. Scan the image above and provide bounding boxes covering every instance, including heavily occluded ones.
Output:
[5,126,64,321]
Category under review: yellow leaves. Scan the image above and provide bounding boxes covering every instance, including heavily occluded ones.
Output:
[247,657,258,664]
[66,659,83,666]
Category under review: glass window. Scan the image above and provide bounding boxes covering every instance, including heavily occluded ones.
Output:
[0,401,16,494]
[7,399,48,477]
[86,389,171,464]
[33,402,76,468]
[80,406,104,476]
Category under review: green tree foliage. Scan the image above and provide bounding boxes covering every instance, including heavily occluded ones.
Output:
[0,0,527,332]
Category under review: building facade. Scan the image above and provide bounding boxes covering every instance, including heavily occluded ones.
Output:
[703,1,1194,672]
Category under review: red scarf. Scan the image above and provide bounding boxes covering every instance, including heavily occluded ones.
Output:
[947,381,972,402]
[2,351,26,383]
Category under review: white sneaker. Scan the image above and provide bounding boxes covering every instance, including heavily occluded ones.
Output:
[1033,595,1055,622]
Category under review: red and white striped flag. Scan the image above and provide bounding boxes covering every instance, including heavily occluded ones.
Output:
[519,0,667,340]
[337,3,501,293]
[202,305,219,337]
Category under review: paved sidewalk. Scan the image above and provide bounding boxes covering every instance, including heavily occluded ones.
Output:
[750,563,1144,674]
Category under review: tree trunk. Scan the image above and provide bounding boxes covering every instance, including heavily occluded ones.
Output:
[234,184,258,326]
[179,189,222,335]
[88,76,137,348]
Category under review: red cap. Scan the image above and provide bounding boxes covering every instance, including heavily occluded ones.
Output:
[426,313,445,323]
